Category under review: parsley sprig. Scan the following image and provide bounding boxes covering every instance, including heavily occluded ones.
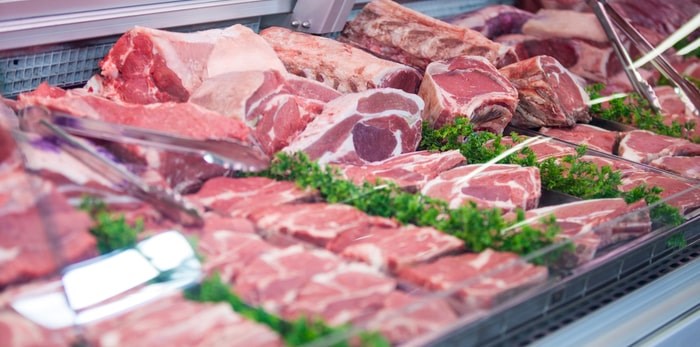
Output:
[79,196,143,253]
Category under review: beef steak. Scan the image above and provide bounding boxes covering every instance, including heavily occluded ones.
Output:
[539,124,619,154]
[618,130,700,164]
[649,156,700,180]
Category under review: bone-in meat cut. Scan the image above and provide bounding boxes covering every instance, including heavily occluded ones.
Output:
[499,55,591,128]
[259,27,422,94]
[418,55,518,133]
[284,88,424,165]
[340,0,516,70]
[421,164,541,211]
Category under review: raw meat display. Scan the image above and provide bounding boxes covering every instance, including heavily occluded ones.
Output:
[189,69,341,154]
[334,150,466,191]
[539,124,619,154]
[198,229,276,283]
[91,24,285,104]
[655,86,700,141]
[445,5,534,39]
[522,10,607,43]
[398,249,548,309]
[618,130,700,164]
[610,0,700,40]
[340,0,517,70]
[259,27,422,94]
[649,156,700,180]
[499,55,591,128]
[420,164,541,211]
[620,172,700,214]
[418,55,518,133]
[284,88,424,165]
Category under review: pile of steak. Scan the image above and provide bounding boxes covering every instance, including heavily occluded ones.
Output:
[499,55,591,128]
[418,55,518,133]
[398,249,548,310]
[340,0,517,70]
[259,27,422,94]
[420,164,541,211]
[539,124,619,154]
[445,5,534,39]
[333,150,466,191]
[284,88,424,164]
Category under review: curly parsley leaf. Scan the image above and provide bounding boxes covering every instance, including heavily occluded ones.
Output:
[79,196,143,253]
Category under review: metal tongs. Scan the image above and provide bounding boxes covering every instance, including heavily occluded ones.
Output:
[18,106,204,226]
[589,0,700,115]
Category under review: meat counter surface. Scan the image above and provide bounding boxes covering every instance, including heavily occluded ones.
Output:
[1,0,699,346]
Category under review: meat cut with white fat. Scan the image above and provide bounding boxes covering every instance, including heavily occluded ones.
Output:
[445,5,533,39]
[620,171,700,214]
[418,55,518,133]
[284,88,424,165]
[197,230,276,283]
[92,24,285,104]
[649,156,700,180]
[522,10,607,43]
[340,0,517,70]
[260,27,422,94]
[618,130,700,164]
[499,55,591,128]
[539,124,619,154]
[421,164,541,211]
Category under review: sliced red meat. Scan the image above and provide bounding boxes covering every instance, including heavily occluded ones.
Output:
[84,295,282,347]
[333,150,466,191]
[620,171,700,214]
[91,24,285,104]
[335,225,464,271]
[499,55,591,128]
[284,88,423,165]
[498,136,579,162]
[655,86,700,142]
[522,9,607,43]
[340,0,516,70]
[234,246,344,312]
[363,291,458,345]
[618,130,700,164]
[248,203,397,247]
[649,156,700,180]
[421,164,541,211]
[539,124,620,154]
[260,27,422,94]
[398,249,548,310]
[187,177,316,218]
[445,5,534,39]
[282,264,396,326]
[419,56,518,133]
[198,230,276,283]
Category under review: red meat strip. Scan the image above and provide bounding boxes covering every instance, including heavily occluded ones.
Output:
[187,177,316,218]
[282,264,396,326]
[340,0,517,70]
[248,203,398,247]
[419,56,518,133]
[649,156,700,180]
[284,88,423,165]
[91,24,285,104]
[421,164,541,211]
[362,291,458,345]
[539,124,620,154]
[260,27,422,94]
[398,249,548,310]
[618,130,700,164]
[332,225,464,272]
[333,150,466,191]
[499,55,591,128]
[234,246,344,312]
[445,5,534,40]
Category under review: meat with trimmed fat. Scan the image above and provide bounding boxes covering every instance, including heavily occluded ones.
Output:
[259,27,422,94]
[418,55,518,133]
[91,24,285,104]
[499,55,591,128]
[329,225,464,271]
[234,246,344,312]
[655,86,700,142]
[649,156,700,180]
[84,295,283,347]
[522,10,607,43]
[421,164,541,211]
[187,177,316,218]
[284,88,423,165]
[340,0,517,70]
[190,69,341,155]
[494,136,579,162]
[363,291,458,344]
[334,150,466,191]
[282,263,396,326]
[539,124,619,154]
[249,203,397,247]
[618,130,700,164]
[398,249,548,310]
[620,171,700,214]
[445,5,534,39]
[198,230,276,284]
